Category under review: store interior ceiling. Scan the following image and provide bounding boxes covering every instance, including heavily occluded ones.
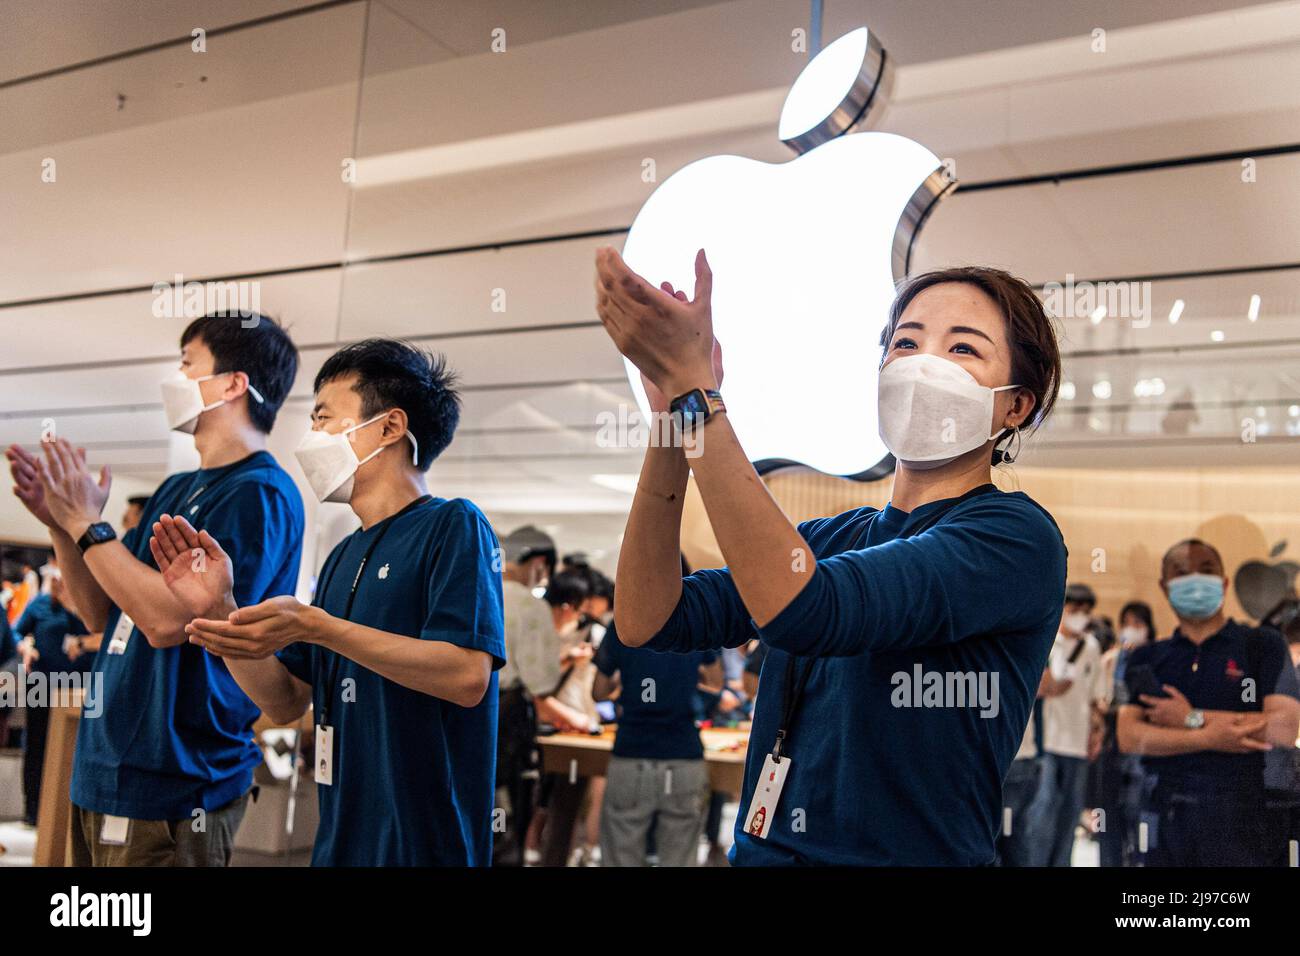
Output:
[2,0,1298,538]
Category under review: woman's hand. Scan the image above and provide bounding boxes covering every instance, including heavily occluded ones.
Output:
[596,246,722,400]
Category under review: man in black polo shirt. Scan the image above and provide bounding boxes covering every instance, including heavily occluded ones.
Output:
[1118,538,1300,866]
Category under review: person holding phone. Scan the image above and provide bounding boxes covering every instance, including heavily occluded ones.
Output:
[595,250,1068,865]
[1117,538,1300,866]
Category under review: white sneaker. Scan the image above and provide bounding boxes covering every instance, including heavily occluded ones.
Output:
[523,848,541,866]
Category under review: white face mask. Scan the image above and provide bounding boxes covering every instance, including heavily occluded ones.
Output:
[1063,611,1090,635]
[1119,625,1147,648]
[877,353,1019,468]
[161,371,264,435]
[294,412,419,504]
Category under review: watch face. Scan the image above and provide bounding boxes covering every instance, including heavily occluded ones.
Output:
[676,391,708,417]
[87,522,115,543]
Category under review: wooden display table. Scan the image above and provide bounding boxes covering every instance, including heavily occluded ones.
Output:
[538,725,749,794]
[34,688,83,866]
[33,695,313,866]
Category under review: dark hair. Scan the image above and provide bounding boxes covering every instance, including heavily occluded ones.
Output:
[314,339,460,470]
[879,266,1062,455]
[543,569,590,609]
[1088,616,1115,654]
[1161,538,1223,576]
[567,561,614,606]
[1119,601,1155,638]
[180,313,298,434]
[1065,582,1097,608]
[588,570,614,606]
[127,495,151,509]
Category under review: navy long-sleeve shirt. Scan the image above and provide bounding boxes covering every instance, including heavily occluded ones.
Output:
[648,483,1067,865]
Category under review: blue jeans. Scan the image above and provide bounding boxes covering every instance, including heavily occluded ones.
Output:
[996,757,1040,866]
[1024,752,1088,867]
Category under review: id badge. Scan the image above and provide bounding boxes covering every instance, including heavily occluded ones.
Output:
[742,753,790,840]
[100,814,130,845]
[107,612,135,655]
[315,724,334,786]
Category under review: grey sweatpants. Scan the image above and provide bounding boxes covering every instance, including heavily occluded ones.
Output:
[599,756,708,867]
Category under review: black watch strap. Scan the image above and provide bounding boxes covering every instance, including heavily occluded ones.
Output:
[76,521,117,553]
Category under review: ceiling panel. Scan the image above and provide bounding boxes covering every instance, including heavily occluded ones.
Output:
[3,0,1298,521]
[915,153,1300,283]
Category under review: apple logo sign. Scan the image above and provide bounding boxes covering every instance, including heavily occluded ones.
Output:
[1234,540,1299,620]
[621,27,955,478]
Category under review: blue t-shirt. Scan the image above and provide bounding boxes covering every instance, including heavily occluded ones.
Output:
[277,496,506,866]
[1125,620,1299,794]
[71,450,304,820]
[0,612,13,665]
[594,623,715,760]
[14,593,90,674]
[647,484,1066,865]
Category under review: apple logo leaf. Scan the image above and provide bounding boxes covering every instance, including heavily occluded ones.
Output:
[1269,540,1287,558]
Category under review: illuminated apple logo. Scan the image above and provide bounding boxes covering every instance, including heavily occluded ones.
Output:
[621,27,954,478]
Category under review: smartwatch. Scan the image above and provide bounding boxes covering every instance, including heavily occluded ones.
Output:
[1183,709,1206,730]
[668,388,726,431]
[76,521,117,553]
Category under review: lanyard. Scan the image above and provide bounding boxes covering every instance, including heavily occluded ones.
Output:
[765,485,993,763]
[771,655,814,762]
[316,495,431,725]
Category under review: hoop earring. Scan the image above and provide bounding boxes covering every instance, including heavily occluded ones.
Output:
[999,426,1022,464]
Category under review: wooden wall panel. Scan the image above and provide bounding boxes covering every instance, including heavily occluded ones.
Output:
[680,463,1300,639]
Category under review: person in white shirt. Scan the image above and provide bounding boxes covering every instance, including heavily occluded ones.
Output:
[1023,583,1106,866]
[494,526,592,866]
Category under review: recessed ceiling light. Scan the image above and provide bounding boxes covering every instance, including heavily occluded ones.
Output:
[1060,381,1076,400]
[1168,299,1184,324]
[1089,305,1106,324]
[1092,380,1111,400]
[1247,294,1260,322]
[1210,329,1225,342]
